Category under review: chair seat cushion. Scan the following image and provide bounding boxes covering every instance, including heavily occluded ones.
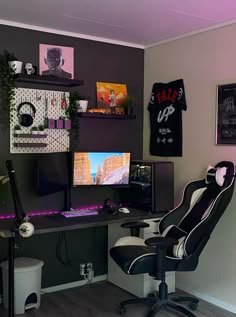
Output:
[110,245,181,275]
[114,236,146,247]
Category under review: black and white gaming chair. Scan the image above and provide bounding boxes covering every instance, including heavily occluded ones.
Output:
[110,161,235,317]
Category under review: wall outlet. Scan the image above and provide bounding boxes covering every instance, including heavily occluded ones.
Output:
[86,262,94,282]
[87,262,93,270]
[80,262,94,281]
[80,263,86,276]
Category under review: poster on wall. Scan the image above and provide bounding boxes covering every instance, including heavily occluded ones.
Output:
[96,82,127,113]
[39,44,74,79]
[216,83,236,145]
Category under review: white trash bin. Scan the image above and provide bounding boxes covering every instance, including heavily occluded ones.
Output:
[1,257,44,314]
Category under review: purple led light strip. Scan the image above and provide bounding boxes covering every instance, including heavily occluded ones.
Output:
[0,205,103,219]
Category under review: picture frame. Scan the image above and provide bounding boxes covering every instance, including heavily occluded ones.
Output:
[96,82,127,113]
[39,44,74,79]
[216,83,236,145]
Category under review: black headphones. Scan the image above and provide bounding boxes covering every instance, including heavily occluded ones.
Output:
[17,102,36,127]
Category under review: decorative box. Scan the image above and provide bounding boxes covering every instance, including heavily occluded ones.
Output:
[64,119,71,129]
[45,118,55,129]
[56,119,63,129]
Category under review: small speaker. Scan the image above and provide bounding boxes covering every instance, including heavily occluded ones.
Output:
[119,161,174,213]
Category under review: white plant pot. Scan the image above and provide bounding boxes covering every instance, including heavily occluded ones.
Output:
[8,61,23,74]
[32,130,38,135]
[78,100,88,112]
[14,129,21,135]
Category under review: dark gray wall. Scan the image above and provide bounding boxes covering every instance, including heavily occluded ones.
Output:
[0,25,144,288]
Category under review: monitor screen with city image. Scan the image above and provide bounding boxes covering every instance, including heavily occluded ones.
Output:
[73,152,131,186]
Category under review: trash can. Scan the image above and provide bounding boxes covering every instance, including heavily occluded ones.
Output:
[1,257,44,314]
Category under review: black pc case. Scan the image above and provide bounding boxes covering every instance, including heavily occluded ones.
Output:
[119,161,174,213]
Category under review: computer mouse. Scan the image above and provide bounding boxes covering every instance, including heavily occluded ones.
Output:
[118,207,130,214]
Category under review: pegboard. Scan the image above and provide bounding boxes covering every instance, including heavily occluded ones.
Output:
[10,88,70,153]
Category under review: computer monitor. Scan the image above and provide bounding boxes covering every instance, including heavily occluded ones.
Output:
[37,152,70,196]
[72,152,131,186]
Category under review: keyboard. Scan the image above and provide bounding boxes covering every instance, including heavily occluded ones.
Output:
[61,209,98,218]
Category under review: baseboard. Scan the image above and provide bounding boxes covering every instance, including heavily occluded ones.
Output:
[177,283,236,314]
[42,274,107,293]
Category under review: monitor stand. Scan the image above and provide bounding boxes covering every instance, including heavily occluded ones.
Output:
[62,187,73,211]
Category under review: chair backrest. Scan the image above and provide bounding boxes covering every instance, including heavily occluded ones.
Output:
[159,161,235,259]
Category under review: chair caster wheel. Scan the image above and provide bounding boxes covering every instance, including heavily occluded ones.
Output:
[117,306,126,315]
[188,302,198,311]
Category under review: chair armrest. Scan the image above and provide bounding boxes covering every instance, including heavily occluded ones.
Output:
[145,236,178,248]
[121,221,150,237]
[121,221,150,229]
[145,237,178,280]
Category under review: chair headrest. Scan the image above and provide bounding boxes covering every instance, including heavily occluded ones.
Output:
[206,165,227,186]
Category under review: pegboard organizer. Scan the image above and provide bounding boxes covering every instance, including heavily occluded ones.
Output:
[10,88,70,153]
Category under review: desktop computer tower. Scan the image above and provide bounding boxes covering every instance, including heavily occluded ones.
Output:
[119,161,174,213]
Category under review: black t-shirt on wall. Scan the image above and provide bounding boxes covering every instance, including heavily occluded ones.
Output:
[148,79,187,157]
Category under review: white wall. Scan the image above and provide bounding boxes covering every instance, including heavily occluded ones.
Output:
[144,24,236,312]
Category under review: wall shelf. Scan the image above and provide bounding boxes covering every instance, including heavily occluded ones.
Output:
[14,134,47,138]
[13,143,47,148]
[78,112,136,120]
[16,74,84,87]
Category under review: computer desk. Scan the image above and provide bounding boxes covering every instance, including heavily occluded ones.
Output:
[0,208,157,238]
[0,208,159,317]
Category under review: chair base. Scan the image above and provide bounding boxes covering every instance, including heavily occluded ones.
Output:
[118,295,199,317]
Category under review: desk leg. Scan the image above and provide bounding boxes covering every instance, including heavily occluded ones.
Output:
[8,237,15,317]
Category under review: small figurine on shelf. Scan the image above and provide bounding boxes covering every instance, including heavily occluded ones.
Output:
[25,63,36,75]
[109,89,117,114]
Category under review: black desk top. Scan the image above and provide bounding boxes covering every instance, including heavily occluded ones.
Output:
[0,209,165,238]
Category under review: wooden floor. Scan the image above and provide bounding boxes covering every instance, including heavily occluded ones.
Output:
[0,282,235,317]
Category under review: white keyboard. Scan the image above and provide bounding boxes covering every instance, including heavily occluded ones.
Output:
[61,209,98,218]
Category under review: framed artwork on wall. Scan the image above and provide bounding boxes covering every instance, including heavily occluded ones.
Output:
[39,44,74,79]
[96,82,127,113]
[216,83,236,145]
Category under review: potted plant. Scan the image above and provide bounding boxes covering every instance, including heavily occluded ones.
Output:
[31,126,38,135]
[8,60,23,74]
[120,96,135,115]
[65,92,83,150]
[14,124,22,135]
[38,124,45,135]
[0,50,18,126]
[65,91,84,119]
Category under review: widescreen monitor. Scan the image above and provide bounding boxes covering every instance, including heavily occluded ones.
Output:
[73,152,131,186]
[37,152,69,196]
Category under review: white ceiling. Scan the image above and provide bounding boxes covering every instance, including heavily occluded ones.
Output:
[1,0,236,48]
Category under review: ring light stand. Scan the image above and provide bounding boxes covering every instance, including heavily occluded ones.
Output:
[5,160,34,317]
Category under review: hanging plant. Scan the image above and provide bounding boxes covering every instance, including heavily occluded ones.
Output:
[0,50,17,126]
[65,91,83,150]
[65,91,84,120]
